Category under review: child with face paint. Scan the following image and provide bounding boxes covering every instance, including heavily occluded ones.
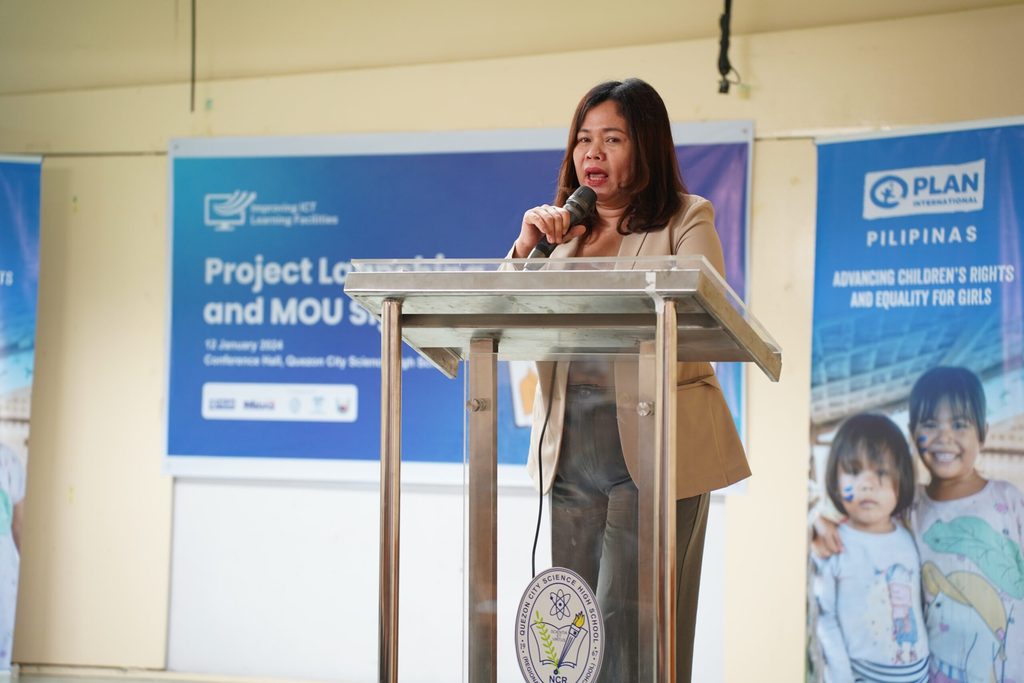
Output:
[814,413,929,683]
[906,367,1024,683]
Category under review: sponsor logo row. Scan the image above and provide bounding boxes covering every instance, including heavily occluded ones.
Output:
[202,382,357,422]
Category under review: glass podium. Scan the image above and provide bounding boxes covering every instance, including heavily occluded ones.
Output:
[344,256,781,683]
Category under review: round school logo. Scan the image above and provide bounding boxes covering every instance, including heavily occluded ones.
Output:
[515,567,604,683]
[869,174,909,209]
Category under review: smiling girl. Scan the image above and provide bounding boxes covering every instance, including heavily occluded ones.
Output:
[907,367,1024,683]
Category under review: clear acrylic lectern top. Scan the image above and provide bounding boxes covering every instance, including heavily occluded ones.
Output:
[345,255,780,382]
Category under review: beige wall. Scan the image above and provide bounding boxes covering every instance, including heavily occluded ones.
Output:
[16,156,172,667]
[3,4,1023,680]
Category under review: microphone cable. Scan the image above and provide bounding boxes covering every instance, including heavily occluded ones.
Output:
[531,366,559,578]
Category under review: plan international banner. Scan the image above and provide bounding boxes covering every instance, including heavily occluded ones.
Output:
[167,124,752,482]
[806,120,1024,682]
[0,156,42,670]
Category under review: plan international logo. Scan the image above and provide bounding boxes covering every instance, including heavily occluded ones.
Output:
[862,159,985,220]
[203,190,340,231]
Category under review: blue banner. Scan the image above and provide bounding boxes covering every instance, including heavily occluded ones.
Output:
[167,125,751,479]
[807,119,1024,682]
[0,155,42,671]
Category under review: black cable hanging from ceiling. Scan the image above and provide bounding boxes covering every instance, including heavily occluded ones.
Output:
[717,0,742,94]
[190,0,197,112]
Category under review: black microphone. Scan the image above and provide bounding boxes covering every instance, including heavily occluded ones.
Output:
[526,185,598,260]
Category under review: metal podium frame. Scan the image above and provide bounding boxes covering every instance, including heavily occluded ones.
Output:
[344,255,781,683]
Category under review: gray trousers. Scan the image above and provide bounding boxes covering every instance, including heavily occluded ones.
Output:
[552,384,710,683]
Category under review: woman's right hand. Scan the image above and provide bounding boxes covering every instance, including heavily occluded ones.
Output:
[513,204,586,258]
[810,515,843,559]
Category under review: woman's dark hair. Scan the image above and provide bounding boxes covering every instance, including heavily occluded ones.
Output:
[555,78,687,236]
[908,366,987,442]
[825,413,916,517]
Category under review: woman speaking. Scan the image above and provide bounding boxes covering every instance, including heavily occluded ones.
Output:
[512,78,749,683]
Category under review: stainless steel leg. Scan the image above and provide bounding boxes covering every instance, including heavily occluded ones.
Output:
[379,299,402,683]
[466,337,497,683]
[637,339,656,683]
[655,299,679,683]
[468,338,498,682]
[638,297,680,683]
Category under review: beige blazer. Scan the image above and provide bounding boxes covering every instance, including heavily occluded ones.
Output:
[521,194,750,499]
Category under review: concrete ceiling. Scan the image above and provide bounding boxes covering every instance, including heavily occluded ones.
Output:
[0,0,1020,96]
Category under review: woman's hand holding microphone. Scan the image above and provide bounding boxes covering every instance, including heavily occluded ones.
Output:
[512,186,597,259]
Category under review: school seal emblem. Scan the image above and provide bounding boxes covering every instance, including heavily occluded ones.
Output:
[515,567,604,683]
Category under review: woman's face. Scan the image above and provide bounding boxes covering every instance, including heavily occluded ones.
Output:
[572,100,634,209]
